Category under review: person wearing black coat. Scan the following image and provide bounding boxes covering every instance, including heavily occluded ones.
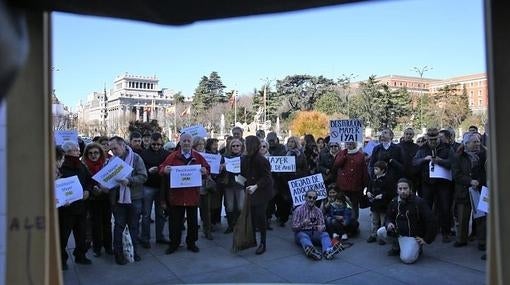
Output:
[241,136,274,255]
[379,178,437,264]
[59,141,93,270]
[369,128,404,191]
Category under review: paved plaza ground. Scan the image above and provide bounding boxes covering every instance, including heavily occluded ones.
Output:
[63,208,486,285]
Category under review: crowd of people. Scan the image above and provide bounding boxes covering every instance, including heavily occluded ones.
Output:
[54,123,489,269]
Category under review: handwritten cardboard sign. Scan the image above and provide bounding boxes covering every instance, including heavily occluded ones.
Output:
[268,156,296,172]
[55,175,84,207]
[288,174,327,206]
[329,119,363,143]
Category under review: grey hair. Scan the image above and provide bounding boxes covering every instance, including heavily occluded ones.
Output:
[192,136,205,148]
[61,141,79,153]
[179,132,193,142]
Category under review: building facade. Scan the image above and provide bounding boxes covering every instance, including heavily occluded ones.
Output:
[77,73,176,136]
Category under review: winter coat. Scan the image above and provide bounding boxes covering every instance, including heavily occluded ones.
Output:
[413,143,454,185]
[241,154,274,206]
[452,149,487,203]
[367,174,395,213]
[333,149,369,192]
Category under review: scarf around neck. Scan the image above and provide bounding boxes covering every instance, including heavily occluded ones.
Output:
[118,145,135,204]
[83,157,105,175]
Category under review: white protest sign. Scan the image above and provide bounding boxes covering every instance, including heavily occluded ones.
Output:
[469,187,486,218]
[429,162,452,181]
[54,129,78,146]
[288,174,327,206]
[225,156,241,173]
[92,156,134,189]
[329,119,364,143]
[477,186,489,213]
[170,165,202,188]
[199,152,221,174]
[180,124,208,138]
[55,175,84,208]
[268,156,296,172]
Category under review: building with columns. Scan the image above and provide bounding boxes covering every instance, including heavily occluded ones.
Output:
[77,73,176,136]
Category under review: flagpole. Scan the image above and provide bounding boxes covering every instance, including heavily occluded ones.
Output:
[263,85,267,125]
[234,90,237,125]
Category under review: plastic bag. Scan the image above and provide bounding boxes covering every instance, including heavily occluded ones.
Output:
[122,226,135,263]
[232,195,257,252]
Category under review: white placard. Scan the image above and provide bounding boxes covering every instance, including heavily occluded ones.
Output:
[288,174,327,206]
[180,124,208,138]
[268,156,296,172]
[54,129,78,146]
[469,187,486,218]
[329,119,364,143]
[235,175,247,186]
[55,175,84,207]
[199,152,221,174]
[429,162,452,181]
[170,165,202,188]
[92,157,134,189]
[225,156,241,173]
[477,186,489,213]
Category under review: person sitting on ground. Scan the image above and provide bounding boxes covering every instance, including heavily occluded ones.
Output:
[292,189,343,260]
[377,178,437,264]
[321,186,354,242]
[366,161,395,245]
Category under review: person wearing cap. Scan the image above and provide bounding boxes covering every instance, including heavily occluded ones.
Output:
[413,127,455,243]
[142,131,152,150]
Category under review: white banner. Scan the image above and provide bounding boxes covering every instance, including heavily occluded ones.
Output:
[54,129,78,146]
[170,165,202,188]
[329,119,364,143]
[268,156,296,172]
[199,152,221,174]
[288,174,327,206]
[180,124,208,138]
[477,186,489,213]
[429,162,452,181]
[92,157,134,189]
[469,187,486,219]
[225,156,241,173]
[55,175,84,208]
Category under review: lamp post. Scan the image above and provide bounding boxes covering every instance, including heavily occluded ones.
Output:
[411,66,432,130]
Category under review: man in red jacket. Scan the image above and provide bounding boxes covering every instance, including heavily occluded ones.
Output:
[159,133,210,254]
[332,141,369,234]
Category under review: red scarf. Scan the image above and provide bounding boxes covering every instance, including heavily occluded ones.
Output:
[83,157,105,175]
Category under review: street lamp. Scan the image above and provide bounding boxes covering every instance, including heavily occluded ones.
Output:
[411,66,432,130]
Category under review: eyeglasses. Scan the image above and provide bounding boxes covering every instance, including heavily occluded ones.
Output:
[329,145,339,148]
[88,151,100,155]
[151,143,162,146]
[261,145,267,148]
[306,195,317,200]
[231,145,242,148]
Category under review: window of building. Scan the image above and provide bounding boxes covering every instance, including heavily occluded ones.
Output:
[478,90,482,97]
[479,99,482,106]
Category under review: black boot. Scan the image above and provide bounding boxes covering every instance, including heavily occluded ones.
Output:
[224,212,234,234]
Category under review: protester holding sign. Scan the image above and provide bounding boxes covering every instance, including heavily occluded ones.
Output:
[205,138,223,229]
[332,141,368,234]
[452,133,487,249]
[240,135,274,255]
[108,136,148,265]
[266,132,288,230]
[219,138,245,234]
[193,136,214,240]
[413,128,455,243]
[159,133,210,254]
[82,142,113,257]
[58,141,93,270]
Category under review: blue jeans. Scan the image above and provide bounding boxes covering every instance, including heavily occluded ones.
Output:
[295,230,332,252]
[112,199,143,254]
[141,186,166,242]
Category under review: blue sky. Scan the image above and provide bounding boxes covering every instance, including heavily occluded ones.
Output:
[53,0,486,107]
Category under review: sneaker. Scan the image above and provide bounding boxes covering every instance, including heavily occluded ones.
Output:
[324,244,343,260]
[367,236,377,243]
[341,234,349,241]
[331,237,341,247]
[304,246,322,261]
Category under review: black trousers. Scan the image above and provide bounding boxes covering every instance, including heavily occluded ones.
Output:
[89,199,112,251]
[422,181,453,235]
[275,188,292,223]
[169,205,198,248]
[59,209,87,262]
[251,203,268,245]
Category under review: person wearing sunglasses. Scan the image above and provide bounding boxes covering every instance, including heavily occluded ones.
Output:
[139,133,170,248]
[259,140,270,157]
[82,142,112,258]
[292,190,343,260]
